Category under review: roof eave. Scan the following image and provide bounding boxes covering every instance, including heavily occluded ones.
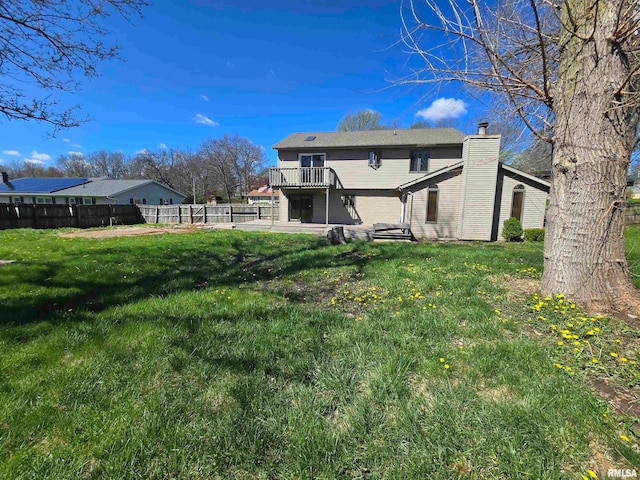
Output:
[273,141,464,150]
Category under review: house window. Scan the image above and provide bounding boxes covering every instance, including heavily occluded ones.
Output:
[299,153,326,184]
[12,197,22,204]
[83,198,94,205]
[410,150,430,172]
[133,198,142,204]
[368,151,381,169]
[142,198,147,205]
[511,185,525,222]
[426,185,438,223]
[299,153,325,168]
[169,198,173,204]
[36,197,45,204]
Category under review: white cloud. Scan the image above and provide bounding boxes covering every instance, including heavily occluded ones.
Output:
[226,61,234,70]
[68,151,84,157]
[159,143,167,149]
[2,150,20,156]
[416,98,468,122]
[135,149,149,155]
[63,138,70,143]
[71,143,82,149]
[194,113,219,127]
[200,94,209,102]
[24,150,52,164]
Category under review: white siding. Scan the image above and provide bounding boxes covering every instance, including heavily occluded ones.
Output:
[409,168,463,239]
[497,170,548,240]
[278,146,463,189]
[457,135,501,241]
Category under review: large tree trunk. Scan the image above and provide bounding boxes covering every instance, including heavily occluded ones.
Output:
[543,0,640,314]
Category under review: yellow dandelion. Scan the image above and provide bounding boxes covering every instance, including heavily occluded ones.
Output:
[444,364,450,369]
[557,341,564,346]
[439,358,445,363]
[587,469,597,479]
[610,352,618,358]
[592,359,599,364]
[620,435,630,442]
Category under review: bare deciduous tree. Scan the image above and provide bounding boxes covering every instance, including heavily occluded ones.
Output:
[400,0,640,313]
[337,110,387,131]
[0,0,147,130]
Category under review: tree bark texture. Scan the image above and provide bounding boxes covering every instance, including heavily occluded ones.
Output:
[543,0,640,313]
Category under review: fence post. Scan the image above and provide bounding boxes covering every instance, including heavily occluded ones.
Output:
[256,205,260,220]
[189,204,194,224]
[32,204,38,228]
[202,204,206,224]
[229,205,233,223]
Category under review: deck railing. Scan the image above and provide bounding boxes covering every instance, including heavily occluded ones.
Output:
[269,167,336,188]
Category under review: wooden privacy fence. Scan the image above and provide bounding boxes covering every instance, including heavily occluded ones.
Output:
[138,204,277,225]
[0,204,143,230]
[626,203,640,225]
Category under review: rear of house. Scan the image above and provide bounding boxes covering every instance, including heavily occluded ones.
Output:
[270,126,549,240]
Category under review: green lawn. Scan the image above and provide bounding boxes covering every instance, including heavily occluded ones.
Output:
[0,227,638,479]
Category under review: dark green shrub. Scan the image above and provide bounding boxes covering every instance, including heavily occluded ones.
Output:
[502,217,523,242]
[524,228,545,242]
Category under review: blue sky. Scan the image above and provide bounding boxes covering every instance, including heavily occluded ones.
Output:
[0,0,486,168]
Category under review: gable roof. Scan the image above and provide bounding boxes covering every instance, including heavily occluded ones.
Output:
[501,164,551,190]
[273,128,466,150]
[0,177,90,194]
[246,189,280,197]
[59,179,186,198]
[397,162,464,190]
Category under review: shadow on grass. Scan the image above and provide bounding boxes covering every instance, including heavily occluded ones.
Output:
[1,232,412,326]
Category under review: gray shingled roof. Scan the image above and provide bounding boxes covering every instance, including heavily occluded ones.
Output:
[57,179,155,197]
[272,128,466,150]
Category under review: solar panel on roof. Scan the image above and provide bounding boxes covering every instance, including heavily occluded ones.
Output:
[0,177,90,194]
[305,135,316,141]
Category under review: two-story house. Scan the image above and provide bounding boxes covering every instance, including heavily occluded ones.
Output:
[269,125,550,241]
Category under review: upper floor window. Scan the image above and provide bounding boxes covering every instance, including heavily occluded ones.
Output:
[511,185,525,222]
[410,150,430,172]
[299,153,325,168]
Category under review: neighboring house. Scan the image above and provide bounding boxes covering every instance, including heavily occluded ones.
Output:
[245,188,280,204]
[0,175,186,205]
[270,125,550,241]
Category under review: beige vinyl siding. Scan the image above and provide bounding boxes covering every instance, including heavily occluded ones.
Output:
[279,189,401,224]
[341,191,402,225]
[278,146,463,189]
[457,136,501,241]
[279,194,288,221]
[497,171,548,239]
[409,168,463,239]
